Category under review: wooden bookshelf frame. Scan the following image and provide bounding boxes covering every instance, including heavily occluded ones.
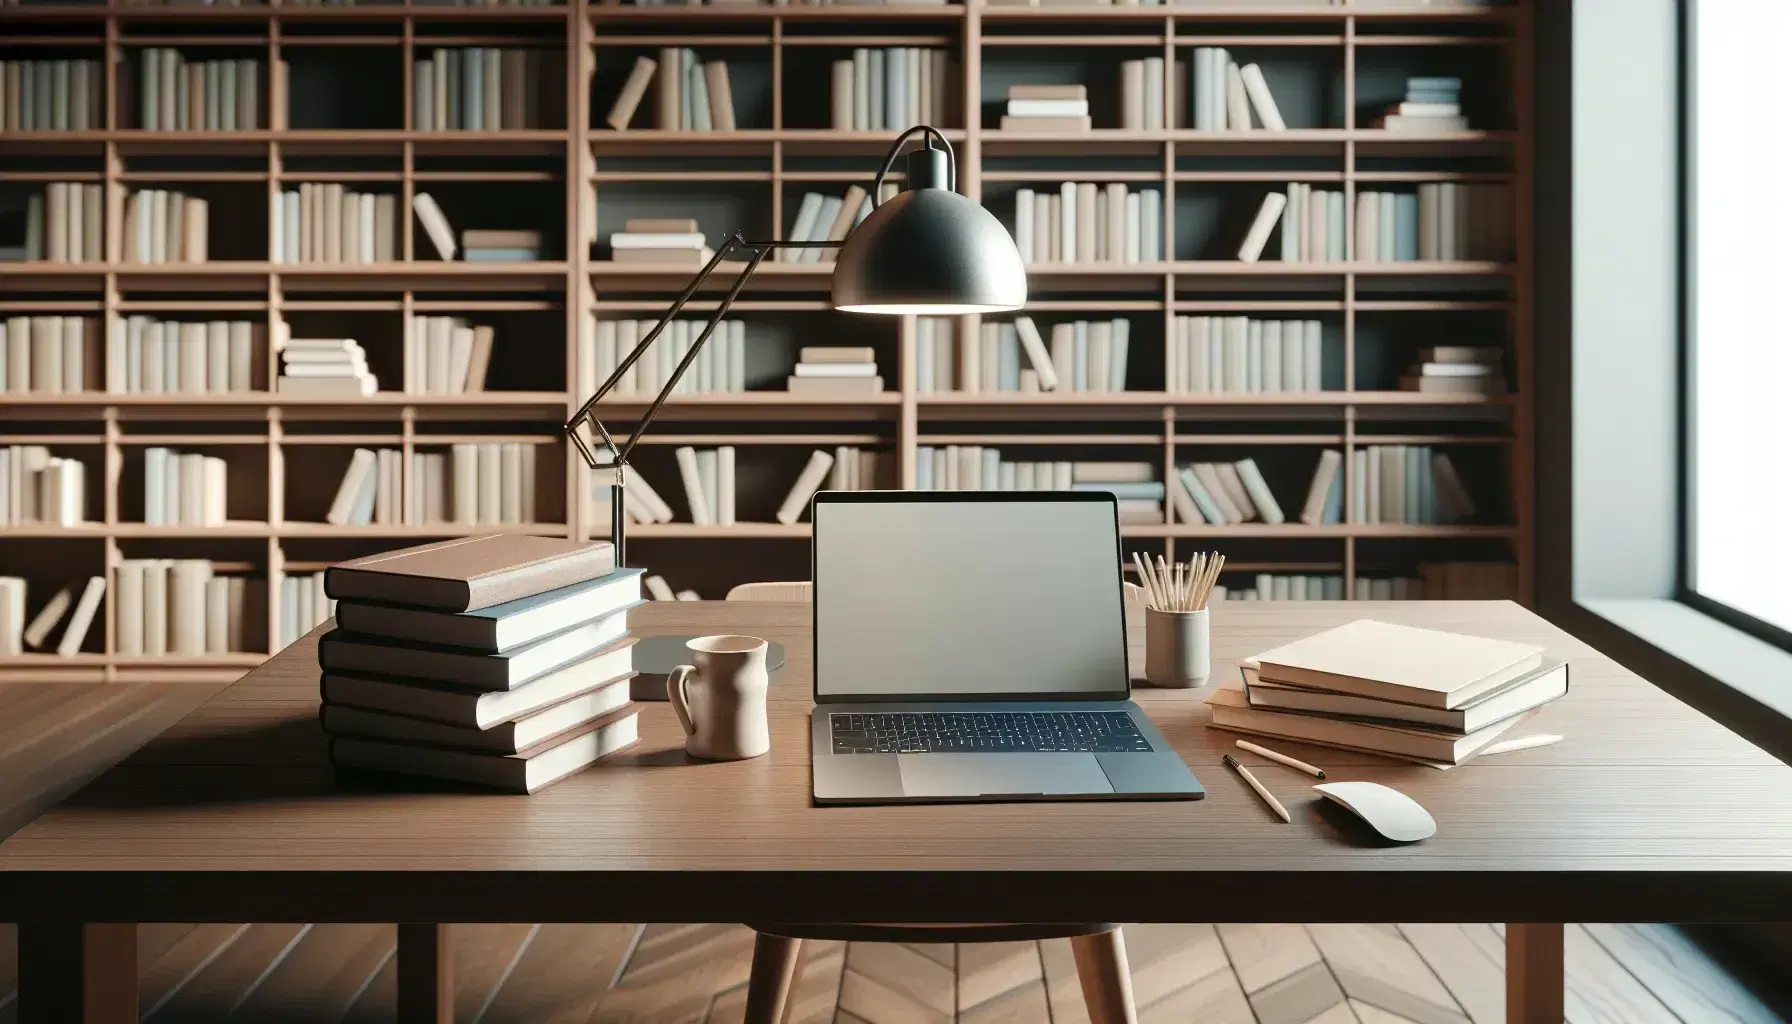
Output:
[0,0,1531,683]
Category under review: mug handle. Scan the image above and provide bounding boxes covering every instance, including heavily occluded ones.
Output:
[666,665,697,737]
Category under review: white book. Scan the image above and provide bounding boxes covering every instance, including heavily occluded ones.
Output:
[56,576,105,657]
[1006,99,1089,117]
[1012,316,1058,392]
[1304,320,1322,390]
[776,449,834,525]
[852,49,870,131]
[1300,449,1343,525]
[1225,61,1251,130]
[1109,318,1129,391]
[1282,319,1303,391]
[205,576,229,654]
[1262,320,1282,394]
[1246,320,1263,393]
[1124,192,1141,263]
[411,192,457,260]
[674,446,712,525]
[802,197,842,264]
[1239,63,1285,131]
[697,448,719,525]
[115,561,145,656]
[688,56,712,133]
[1014,189,1034,264]
[1059,182,1076,266]
[1234,458,1284,525]
[717,445,736,526]
[867,48,884,132]
[476,444,502,524]
[327,449,377,526]
[1237,191,1286,262]
[785,193,825,262]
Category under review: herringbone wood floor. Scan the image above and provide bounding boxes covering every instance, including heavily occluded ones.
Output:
[0,921,1781,1024]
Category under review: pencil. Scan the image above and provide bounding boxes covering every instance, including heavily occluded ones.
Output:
[1236,739,1326,779]
[1224,753,1291,823]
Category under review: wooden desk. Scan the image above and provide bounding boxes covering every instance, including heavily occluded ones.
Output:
[3,601,1791,1024]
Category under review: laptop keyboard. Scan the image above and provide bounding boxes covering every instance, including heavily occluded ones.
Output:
[830,711,1152,755]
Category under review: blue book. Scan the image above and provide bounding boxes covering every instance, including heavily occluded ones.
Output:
[350,465,378,525]
[1177,468,1226,525]
[335,572,646,654]
[1072,481,1166,501]
[998,323,1020,391]
[464,48,483,131]
[1321,472,1343,524]
[464,248,543,262]
[1394,194,1419,261]
[1405,76,1463,93]
[1405,90,1462,104]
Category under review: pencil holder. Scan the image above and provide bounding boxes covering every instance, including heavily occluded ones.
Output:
[1144,607,1209,688]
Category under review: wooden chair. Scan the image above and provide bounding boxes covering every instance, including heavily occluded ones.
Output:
[726,578,1143,1022]
[724,581,813,602]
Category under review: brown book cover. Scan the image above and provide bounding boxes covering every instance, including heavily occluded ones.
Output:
[624,217,699,233]
[786,375,884,395]
[610,246,714,266]
[462,229,543,249]
[276,375,372,397]
[798,346,875,364]
[705,61,736,132]
[656,46,680,129]
[607,55,657,131]
[999,115,1092,132]
[325,534,617,612]
[464,325,495,393]
[1007,84,1087,101]
[1399,374,1507,395]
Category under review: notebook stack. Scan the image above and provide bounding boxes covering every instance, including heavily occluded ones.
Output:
[277,337,378,397]
[1375,76,1467,132]
[1206,619,1567,767]
[608,218,714,267]
[1399,345,1506,395]
[1000,84,1090,132]
[788,346,882,395]
[319,535,647,794]
[462,229,543,263]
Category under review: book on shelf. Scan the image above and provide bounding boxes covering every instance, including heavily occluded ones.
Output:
[1167,317,1323,395]
[329,705,640,795]
[1119,57,1185,131]
[582,317,745,400]
[1014,184,1161,266]
[404,316,495,395]
[823,446,887,492]
[1374,76,1468,133]
[0,59,103,132]
[122,190,207,263]
[605,55,657,130]
[0,577,23,656]
[275,185,397,264]
[1190,48,1282,132]
[0,446,87,526]
[929,317,1128,395]
[636,48,735,131]
[999,84,1088,132]
[115,560,260,657]
[1348,184,1510,263]
[1237,191,1288,262]
[833,48,950,132]
[0,316,96,395]
[134,50,260,131]
[21,585,71,651]
[1346,445,1475,526]
[776,449,835,525]
[412,192,458,261]
[781,185,871,264]
[412,47,560,131]
[108,317,256,395]
[4,183,104,264]
[1400,345,1506,395]
[141,448,225,526]
[278,337,377,397]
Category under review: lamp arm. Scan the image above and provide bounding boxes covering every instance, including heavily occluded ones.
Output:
[871,124,955,206]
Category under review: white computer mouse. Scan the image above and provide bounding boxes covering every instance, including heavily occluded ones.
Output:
[1313,781,1437,842]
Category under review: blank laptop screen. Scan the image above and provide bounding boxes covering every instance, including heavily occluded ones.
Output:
[812,495,1129,700]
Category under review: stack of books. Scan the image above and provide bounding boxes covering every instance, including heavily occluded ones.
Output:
[320,535,645,794]
[109,317,258,395]
[608,218,713,267]
[135,50,263,131]
[4,183,104,262]
[0,446,86,526]
[1208,619,1568,767]
[276,337,377,397]
[143,448,227,526]
[1400,345,1505,396]
[0,316,93,394]
[1375,76,1467,132]
[788,346,881,395]
[1191,49,1284,132]
[1000,84,1089,132]
[0,58,104,131]
[828,48,951,131]
[463,229,543,263]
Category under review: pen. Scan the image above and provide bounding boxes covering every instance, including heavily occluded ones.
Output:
[1479,733,1564,756]
[1224,753,1290,823]
[1236,739,1326,779]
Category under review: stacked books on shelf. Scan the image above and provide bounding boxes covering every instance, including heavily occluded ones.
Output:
[274,185,399,264]
[1223,574,1349,602]
[108,317,258,395]
[279,571,332,651]
[412,48,562,131]
[1260,184,1340,263]
[913,317,958,393]
[0,446,87,526]
[463,229,543,263]
[826,446,887,492]
[0,59,104,131]
[143,447,227,526]
[124,189,209,264]
[913,452,1162,522]
[1352,445,1476,525]
[1,183,103,262]
[829,48,951,131]
[1375,76,1467,132]
[1217,570,1512,603]
[326,444,538,527]
[607,218,713,267]
[135,50,262,130]
[789,346,881,395]
[1167,317,1323,394]
[1118,57,1178,130]
[1192,49,1284,132]
[1168,458,1288,527]
[319,536,644,794]
[1015,184,1163,265]
[1400,345,1505,395]
[277,337,377,397]
[581,317,745,399]
[952,316,1121,394]
[6,577,105,658]
[404,316,495,395]
[1,316,94,394]
[1350,184,1513,263]
[1000,84,1089,132]
[673,445,736,526]
[115,560,259,656]
[1208,619,1567,767]
[601,48,736,131]
[446,443,539,526]
[781,185,870,264]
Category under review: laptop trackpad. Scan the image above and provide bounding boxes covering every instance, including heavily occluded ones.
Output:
[897,754,1114,797]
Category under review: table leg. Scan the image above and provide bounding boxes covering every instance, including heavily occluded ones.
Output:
[16,923,136,1024]
[397,923,453,1024]
[743,933,803,1024]
[1506,922,1564,1024]
[1070,929,1140,1024]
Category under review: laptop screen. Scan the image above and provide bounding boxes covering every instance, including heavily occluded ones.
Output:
[812,493,1130,701]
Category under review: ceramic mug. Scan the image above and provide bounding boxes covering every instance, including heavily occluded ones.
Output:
[666,634,772,761]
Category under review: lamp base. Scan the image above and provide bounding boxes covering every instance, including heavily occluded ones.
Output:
[629,635,789,700]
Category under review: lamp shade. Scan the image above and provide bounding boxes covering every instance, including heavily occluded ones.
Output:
[831,187,1027,315]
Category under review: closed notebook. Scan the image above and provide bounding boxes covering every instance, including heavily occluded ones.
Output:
[334,570,644,654]
[321,638,638,729]
[1248,618,1545,709]
[322,678,634,754]
[1242,658,1568,734]
[329,705,640,795]
[1205,686,1533,766]
[320,607,632,692]
[325,534,616,612]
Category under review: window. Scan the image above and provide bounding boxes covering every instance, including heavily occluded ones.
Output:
[1684,0,1792,644]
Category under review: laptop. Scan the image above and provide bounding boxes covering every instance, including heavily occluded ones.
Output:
[809,491,1204,804]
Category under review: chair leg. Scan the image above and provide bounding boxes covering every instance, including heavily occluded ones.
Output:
[1070,929,1139,1024]
[743,933,803,1024]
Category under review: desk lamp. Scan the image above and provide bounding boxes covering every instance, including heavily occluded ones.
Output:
[564,125,1027,565]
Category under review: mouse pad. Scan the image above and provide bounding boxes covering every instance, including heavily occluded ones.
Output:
[629,636,787,700]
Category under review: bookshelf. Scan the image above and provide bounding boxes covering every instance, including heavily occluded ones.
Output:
[0,0,1531,683]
